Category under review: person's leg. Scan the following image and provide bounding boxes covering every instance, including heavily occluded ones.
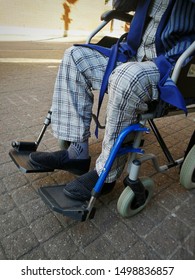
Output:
[51,46,108,142]
[29,46,109,174]
[64,61,160,199]
[96,60,160,182]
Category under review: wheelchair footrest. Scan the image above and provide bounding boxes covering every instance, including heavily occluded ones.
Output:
[9,149,54,173]
[39,185,93,221]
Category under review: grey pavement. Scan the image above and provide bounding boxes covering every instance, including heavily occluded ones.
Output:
[0,38,195,260]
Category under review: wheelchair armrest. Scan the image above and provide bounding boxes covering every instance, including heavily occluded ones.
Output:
[171,41,195,83]
[86,10,133,44]
[101,10,133,23]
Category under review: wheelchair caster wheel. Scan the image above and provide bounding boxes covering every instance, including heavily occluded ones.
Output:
[117,177,154,218]
[180,145,195,189]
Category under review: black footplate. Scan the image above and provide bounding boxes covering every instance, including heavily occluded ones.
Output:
[39,185,96,221]
[9,149,54,173]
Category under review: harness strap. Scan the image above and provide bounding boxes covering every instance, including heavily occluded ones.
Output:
[154,55,187,114]
[95,0,152,137]
[95,33,127,137]
[126,0,152,56]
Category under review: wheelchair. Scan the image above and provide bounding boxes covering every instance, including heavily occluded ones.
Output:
[9,10,195,222]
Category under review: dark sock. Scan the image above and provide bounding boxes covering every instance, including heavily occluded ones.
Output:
[67,141,89,159]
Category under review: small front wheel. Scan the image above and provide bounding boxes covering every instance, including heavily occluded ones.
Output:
[117,177,154,218]
[180,145,195,189]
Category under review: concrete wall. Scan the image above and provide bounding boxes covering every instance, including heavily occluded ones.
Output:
[0,0,112,38]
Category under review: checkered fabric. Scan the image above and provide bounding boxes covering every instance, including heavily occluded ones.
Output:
[51,0,168,182]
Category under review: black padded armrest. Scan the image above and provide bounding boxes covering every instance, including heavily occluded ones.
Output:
[101,10,133,23]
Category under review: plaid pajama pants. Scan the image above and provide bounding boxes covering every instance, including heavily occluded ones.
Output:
[51,46,160,182]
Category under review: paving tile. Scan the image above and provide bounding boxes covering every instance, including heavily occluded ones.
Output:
[155,189,183,212]
[43,231,78,260]
[0,245,7,260]
[0,193,15,215]
[24,172,48,183]
[145,226,179,259]
[11,184,39,206]
[170,247,194,260]
[0,179,6,195]
[91,204,120,233]
[0,209,26,239]
[19,198,50,224]
[2,172,28,192]
[0,152,11,165]
[152,173,175,195]
[144,199,169,224]
[71,251,88,260]
[51,211,77,229]
[174,196,195,228]
[183,233,195,256]
[50,170,76,185]
[123,211,156,238]
[1,227,39,259]
[68,220,101,248]
[18,247,48,260]
[83,236,121,260]
[0,162,18,179]
[104,221,138,253]
[31,175,57,191]
[161,215,190,243]
[29,213,63,243]
[123,240,161,260]
[168,182,192,202]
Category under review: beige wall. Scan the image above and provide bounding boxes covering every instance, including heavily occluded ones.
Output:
[0,0,112,38]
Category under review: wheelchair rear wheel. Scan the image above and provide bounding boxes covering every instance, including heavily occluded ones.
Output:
[180,145,195,189]
[117,177,154,218]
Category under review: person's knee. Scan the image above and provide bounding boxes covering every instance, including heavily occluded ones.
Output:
[108,62,142,92]
[109,61,159,95]
[63,45,78,59]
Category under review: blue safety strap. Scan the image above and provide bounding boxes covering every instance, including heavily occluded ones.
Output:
[154,55,187,114]
[126,0,152,56]
[95,33,127,137]
[95,0,152,137]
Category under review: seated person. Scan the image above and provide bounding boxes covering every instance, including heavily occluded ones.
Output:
[29,0,195,201]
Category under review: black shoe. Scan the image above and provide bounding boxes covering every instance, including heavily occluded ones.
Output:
[63,170,116,201]
[29,150,91,175]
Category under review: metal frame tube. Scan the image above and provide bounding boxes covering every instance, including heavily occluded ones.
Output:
[92,123,149,195]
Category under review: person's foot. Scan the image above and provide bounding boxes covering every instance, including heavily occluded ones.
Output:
[63,170,116,201]
[29,150,91,175]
